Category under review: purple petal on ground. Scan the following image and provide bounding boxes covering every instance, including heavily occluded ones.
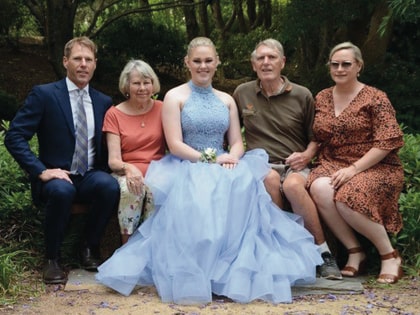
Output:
[327,294,337,300]
[365,290,376,299]
[98,301,109,308]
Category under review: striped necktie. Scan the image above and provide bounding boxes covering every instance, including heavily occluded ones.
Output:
[74,89,88,175]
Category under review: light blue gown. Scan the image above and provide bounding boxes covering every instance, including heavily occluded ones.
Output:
[96,81,323,304]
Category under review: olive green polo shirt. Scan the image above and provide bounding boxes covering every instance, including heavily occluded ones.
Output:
[233,76,315,163]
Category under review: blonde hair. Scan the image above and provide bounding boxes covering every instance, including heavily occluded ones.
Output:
[251,38,284,60]
[329,41,364,68]
[186,37,218,57]
[119,59,160,96]
[64,36,97,58]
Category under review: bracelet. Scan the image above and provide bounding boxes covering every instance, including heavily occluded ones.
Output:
[199,148,217,163]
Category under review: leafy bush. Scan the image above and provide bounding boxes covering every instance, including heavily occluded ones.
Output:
[95,16,185,87]
[0,90,19,122]
[394,132,420,270]
[0,120,42,304]
[398,131,420,192]
[0,247,39,306]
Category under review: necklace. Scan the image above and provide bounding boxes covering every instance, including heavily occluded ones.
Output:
[141,118,146,128]
[136,100,154,128]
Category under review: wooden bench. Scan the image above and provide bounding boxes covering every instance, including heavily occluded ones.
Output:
[71,203,90,214]
[69,202,120,259]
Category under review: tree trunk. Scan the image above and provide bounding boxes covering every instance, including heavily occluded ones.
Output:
[361,1,392,65]
[199,1,210,36]
[211,0,225,38]
[234,0,248,33]
[246,0,256,26]
[182,0,199,41]
[46,0,77,78]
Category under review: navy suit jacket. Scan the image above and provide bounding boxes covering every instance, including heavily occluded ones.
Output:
[5,78,113,204]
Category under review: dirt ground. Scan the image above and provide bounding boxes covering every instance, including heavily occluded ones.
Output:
[0,276,418,315]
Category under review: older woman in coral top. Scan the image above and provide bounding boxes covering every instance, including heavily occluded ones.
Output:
[103,59,166,244]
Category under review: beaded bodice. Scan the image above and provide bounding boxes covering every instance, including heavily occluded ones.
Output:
[181,81,229,154]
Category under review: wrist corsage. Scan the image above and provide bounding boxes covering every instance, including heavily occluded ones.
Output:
[199,148,217,163]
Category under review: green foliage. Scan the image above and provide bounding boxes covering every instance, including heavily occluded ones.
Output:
[217,29,273,80]
[395,189,420,269]
[0,121,42,305]
[363,54,420,134]
[399,131,420,191]
[393,132,420,269]
[0,247,39,305]
[96,16,185,78]
[0,0,41,44]
[0,121,42,251]
[0,90,19,122]
[0,122,34,215]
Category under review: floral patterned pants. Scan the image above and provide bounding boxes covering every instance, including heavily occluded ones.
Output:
[112,174,155,235]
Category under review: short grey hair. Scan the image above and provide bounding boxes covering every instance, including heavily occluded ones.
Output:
[119,59,160,96]
[251,38,284,60]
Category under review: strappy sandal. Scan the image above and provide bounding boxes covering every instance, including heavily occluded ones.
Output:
[377,249,403,284]
[341,247,366,277]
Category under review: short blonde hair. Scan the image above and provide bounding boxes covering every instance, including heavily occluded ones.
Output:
[329,41,364,68]
[251,38,284,60]
[64,36,97,58]
[119,59,160,96]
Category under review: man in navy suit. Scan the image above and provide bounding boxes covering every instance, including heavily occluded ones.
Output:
[5,37,120,284]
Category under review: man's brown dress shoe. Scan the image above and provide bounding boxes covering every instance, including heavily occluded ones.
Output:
[42,259,67,284]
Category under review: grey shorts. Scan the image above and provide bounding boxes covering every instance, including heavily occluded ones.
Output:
[269,163,310,184]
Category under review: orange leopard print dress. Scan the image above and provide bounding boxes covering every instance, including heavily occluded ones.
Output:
[307,85,404,233]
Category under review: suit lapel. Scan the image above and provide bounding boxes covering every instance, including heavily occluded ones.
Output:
[89,87,103,154]
[54,79,75,135]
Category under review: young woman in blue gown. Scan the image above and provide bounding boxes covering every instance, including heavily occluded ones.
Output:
[96,37,323,305]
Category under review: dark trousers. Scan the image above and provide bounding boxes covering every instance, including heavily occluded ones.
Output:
[40,170,119,259]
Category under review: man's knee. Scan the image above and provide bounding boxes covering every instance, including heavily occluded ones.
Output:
[43,179,76,202]
[283,173,306,194]
[93,172,120,196]
[264,169,281,190]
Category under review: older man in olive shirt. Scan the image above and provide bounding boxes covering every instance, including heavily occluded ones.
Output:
[233,38,342,280]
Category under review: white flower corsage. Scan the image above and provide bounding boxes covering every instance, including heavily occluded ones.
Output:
[199,148,217,163]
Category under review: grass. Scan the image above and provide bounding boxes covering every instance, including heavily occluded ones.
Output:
[0,248,41,307]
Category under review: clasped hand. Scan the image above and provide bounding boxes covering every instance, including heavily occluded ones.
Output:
[217,153,239,169]
[126,174,144,195]
[330,165,357,190]
[285,152,309,171]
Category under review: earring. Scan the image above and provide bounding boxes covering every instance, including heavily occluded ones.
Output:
[125,93,130,98]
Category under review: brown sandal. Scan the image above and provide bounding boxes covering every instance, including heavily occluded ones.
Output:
[377,249,403,284]
[341,247,366,277]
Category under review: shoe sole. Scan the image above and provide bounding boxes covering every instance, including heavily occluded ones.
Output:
[82,266,98,272]
[44,279,67,284]
[321,275,343,280]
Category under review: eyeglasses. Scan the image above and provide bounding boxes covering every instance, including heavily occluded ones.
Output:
[329,61,354,70]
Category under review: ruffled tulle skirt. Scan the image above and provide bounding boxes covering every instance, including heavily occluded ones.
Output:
[96,149,323,304]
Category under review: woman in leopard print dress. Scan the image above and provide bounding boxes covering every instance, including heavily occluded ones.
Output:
[307,42,404,284]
